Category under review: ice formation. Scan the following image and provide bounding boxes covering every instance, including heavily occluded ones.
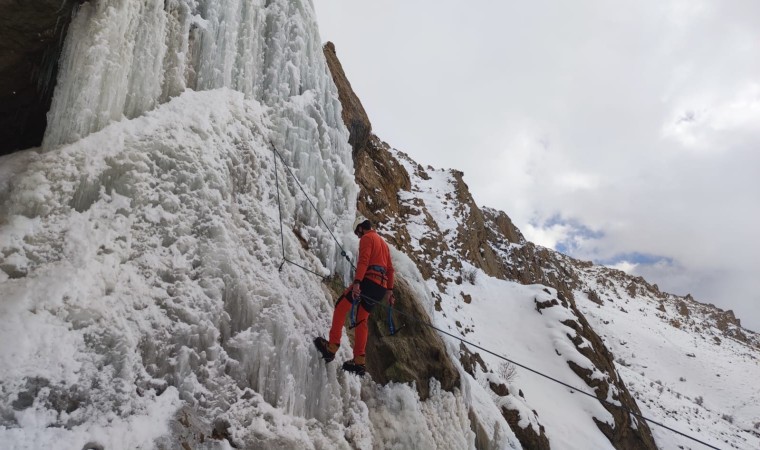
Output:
[2,0,484,448]
[3,0,757,449]
[43,0,341,152]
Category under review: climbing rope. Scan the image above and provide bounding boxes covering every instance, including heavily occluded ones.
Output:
[355,293,720,450]
[268,143,719,450]
[271,144,352,272]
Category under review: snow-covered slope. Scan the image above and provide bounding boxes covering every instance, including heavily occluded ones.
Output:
[2,0,758,449]
[370,145,760,449]
[378,151,655,449]
[0,1,481,449]
[574,264,760,449]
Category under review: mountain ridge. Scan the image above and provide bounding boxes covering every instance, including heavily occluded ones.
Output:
[324,40,759,449]
[0,3,756,448]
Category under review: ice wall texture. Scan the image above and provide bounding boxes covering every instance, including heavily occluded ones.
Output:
[0,91,348,448]
[43,0,341,151]
[1,1,483,448]
[0,92,476,448]
[44,0,353,275]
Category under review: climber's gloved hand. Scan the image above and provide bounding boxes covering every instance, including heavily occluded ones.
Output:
[383,290,395,306]
[351,281,361,300]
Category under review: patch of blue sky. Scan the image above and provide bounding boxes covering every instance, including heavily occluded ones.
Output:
[533,215,674,269]
[533,214,605,254]
[598,252,675,267]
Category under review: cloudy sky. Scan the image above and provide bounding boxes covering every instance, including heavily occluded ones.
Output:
[314,1,760,331]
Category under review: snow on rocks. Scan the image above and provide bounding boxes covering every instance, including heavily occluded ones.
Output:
[573,268,760,450]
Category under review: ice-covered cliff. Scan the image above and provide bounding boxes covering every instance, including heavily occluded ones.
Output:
[0,1,482,449]
[2,1,758,449]
[326,28,759,449]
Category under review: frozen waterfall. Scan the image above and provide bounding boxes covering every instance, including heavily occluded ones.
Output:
[43,0,341,153]
[44,0,353,274]
[0,1,484,449]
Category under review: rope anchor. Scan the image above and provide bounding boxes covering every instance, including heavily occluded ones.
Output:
[271,143,340,279]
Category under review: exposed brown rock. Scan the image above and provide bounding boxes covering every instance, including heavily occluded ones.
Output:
[364,277,460,400]
[561,317,658,450]
[534,298,559,314]
[459,342,487,377]
[489,381,509,397]
[483,207,524,245]
[356,137,412,219]
[324,38,659,448]
[586,289,604,306]
[322,42,372,151]
[448,170,512,279]
[500,406,551,450]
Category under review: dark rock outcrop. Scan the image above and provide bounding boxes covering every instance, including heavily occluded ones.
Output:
[0,0,82,155]
[501,406,551,450]
[365,277,460,400]
[562,314,658,450]
[323,42,372,151]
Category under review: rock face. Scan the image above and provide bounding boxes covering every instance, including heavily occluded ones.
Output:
[324,41,660,448]
[0,0,81,155]
[323,41,372,151]
[323,42,460,401]
[365,277,460,400]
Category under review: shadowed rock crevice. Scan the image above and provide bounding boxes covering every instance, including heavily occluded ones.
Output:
[0,0,83,155]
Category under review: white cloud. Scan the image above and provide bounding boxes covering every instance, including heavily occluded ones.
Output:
[523,223,571,250]
[663,82,760,152]
[315,0,760,332]
[607,261,638,275]
[554,172,600,191]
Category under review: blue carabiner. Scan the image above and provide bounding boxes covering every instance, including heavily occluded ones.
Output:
[388,303,396,335]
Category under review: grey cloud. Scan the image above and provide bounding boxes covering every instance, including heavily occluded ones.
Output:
[316,0,760,331]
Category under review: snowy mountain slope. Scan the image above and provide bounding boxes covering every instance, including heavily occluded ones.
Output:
[356,142,760,449]
[369,151,656,449]
[573,266,760,449]
[330,48,759,444]
[0,1,497,449]
[2,0,758,449]
[0,85,486,450]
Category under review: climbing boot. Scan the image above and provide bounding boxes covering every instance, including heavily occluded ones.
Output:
[342,355,366,376]
[313,337,338,363]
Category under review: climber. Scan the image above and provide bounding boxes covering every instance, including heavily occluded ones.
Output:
[314,216,395,376]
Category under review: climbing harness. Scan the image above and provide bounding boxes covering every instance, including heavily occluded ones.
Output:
[364,264,402,335]
[269,143,717,450]
[366,264,387,283]
[271,143,392,334]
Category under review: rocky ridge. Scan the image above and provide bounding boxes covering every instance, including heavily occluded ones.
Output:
[324,41,759,449]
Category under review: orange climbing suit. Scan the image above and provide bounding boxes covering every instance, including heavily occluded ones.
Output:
[329,230,394,359]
